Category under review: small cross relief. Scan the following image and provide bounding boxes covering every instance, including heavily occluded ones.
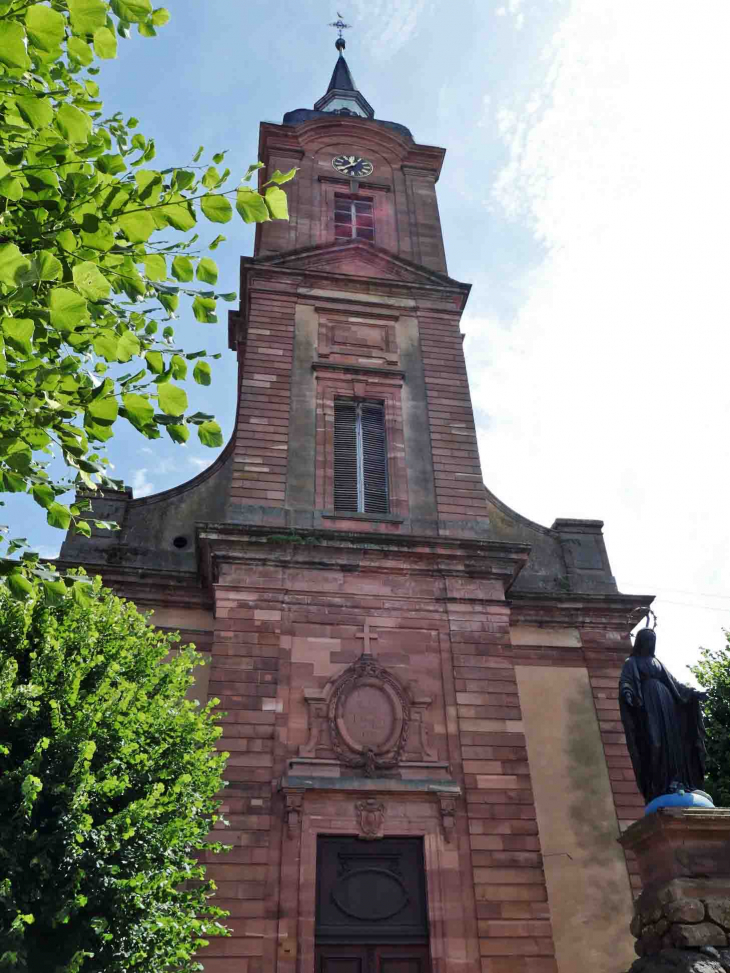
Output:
[355,620,379,655]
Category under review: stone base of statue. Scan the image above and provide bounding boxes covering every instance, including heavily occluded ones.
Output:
[620,809,730,973]
[645,791,715,815]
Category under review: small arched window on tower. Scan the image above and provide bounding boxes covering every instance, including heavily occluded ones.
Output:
[334,399,389,515]
[334,194,375,242]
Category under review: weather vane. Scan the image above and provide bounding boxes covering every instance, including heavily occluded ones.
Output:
[329,12,352,52]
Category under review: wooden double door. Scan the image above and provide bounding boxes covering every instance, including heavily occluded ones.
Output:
[314,836,431,973]
[316,944,430,973]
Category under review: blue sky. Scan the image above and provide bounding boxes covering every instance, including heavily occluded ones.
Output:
[10,0,730,679]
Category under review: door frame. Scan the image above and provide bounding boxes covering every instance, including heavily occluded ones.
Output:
[282,791,474,973]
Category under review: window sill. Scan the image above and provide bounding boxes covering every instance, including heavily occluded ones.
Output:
[313,361,405,379]
[322,511,404,524]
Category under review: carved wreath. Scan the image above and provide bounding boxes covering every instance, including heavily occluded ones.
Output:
[327,656,411,776]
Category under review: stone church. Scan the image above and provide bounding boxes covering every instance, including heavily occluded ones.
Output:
[61,37,652,973]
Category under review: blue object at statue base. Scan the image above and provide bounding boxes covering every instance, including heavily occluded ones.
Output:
[645,790,715,815]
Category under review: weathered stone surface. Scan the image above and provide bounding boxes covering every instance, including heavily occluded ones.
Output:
[643,907,665,924]
[718,948,730,971]
[633,913,646,937]
[672,924,728,949]
[666,900,707,924]
[627,946,725,973]
[641,931,665,955]
[707,900,730,931]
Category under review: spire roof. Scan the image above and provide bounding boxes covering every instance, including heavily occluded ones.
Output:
[327,52,357,94]
[313,44,374,119]
[280,20,411,138]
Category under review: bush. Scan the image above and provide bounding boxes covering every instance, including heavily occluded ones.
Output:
[0,576,229,971]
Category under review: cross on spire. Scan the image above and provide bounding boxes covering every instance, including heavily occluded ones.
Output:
[355,620,379,656]
[328,13,352,52]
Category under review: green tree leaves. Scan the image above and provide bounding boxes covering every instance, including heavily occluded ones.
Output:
[0,20,30,70]
[196,257,218,284]
[46,501,72,529]
[157,382,187,416]
[1,319,33,357]
[117,208,156,242]
[67,0,108,34]
[264,185,289,219]
[49,289,89,332]
[171,255,194,281]
[193,360,211,386]
[198,420,223,447]
[72,263,111,301]
[56,103,92,143]
[0,0,293,604]
[236,185,269,223]
[691,634,730,808]
[200,193,232,223]
[0,245,30,289]
[0,581,230,969]
[94,26,117,58]
[25,5,65,53]
[111,0,152,22]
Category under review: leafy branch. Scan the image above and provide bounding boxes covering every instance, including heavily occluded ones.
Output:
[0,0,296,601]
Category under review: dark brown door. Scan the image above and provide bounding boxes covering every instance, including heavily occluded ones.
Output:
[317,944,430,973]
[315,837,430,973]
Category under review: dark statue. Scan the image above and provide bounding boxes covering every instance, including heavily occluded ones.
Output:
[619,629,708,804]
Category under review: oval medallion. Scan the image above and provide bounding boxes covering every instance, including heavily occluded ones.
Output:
[331,867,410,921]
[342,684,394,750]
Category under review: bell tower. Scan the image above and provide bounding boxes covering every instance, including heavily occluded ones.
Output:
[61,27,653,973]
[226,29,486,540]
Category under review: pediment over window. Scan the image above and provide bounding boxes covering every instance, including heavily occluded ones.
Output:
[244,240,468,290]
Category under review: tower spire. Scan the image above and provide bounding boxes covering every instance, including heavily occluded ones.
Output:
[316,14,374,119]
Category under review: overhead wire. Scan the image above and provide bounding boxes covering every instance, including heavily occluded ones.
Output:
[622,583,730,601]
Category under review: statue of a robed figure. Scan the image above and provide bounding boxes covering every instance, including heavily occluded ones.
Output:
[619,628,710,807]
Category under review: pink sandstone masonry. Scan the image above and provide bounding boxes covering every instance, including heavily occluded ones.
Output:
[59,67,653,973]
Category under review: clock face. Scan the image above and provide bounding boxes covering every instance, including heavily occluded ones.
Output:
[332,154,374,178]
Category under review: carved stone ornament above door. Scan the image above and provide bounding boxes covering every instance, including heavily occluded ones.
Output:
[329,654,409,775]
[297,651,438,775]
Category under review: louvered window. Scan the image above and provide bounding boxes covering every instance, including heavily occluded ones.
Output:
[334,196,375,242]
[334,400,389,515]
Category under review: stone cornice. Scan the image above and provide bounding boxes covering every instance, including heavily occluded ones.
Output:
[508,589,655,632]
[197,522,530,591]
[53,560,211,611]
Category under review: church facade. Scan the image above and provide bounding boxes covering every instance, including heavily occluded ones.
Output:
[60,42,651,973]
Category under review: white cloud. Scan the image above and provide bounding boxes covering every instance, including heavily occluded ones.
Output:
[188,456,210,471]
[349,0,429,58]
[467,0,730,678]
[37,545,61,560]
[496,0,525,30]
[131,469,154,498]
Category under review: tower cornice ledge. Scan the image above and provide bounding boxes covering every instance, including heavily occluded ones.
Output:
[508,589,655,633]
[196,522,531,591]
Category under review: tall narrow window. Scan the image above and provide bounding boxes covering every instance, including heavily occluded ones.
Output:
[334,400,388,515]
[334,196,375,242]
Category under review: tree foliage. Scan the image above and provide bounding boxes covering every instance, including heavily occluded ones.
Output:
[0,577,230,971]
[0,0,294,594]
[691,630,730,807]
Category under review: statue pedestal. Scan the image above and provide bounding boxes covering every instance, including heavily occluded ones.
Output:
[620,809,730,971]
